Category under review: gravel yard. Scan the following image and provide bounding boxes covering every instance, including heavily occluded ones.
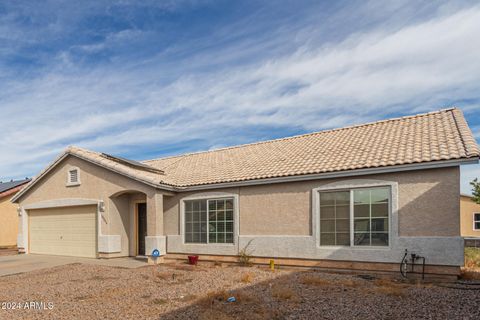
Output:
[0,262,479,320]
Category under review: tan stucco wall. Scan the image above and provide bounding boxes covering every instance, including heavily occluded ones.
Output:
[460,195,480,238]
[0,194,18,247]
[163,166,460,237]
[17,154,461,258]
[17,155,157,257]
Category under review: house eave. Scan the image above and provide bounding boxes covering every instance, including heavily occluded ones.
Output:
[12,152,478,202]
[11,152,177,203]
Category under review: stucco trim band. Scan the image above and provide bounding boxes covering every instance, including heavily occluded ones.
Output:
[22,198,99,210]
[167,235,463,266]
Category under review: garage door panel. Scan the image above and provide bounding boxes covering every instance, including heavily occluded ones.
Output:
[29,205,96,258]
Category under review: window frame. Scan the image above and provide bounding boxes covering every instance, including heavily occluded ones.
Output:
[317,186,392,248]
[473,213,480,231]
[66,167,81,187]
[181,194,238,246]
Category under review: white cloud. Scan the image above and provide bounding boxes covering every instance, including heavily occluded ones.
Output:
[0,3,479,183]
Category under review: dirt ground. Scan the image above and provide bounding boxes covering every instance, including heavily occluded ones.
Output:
[0,262,479,320]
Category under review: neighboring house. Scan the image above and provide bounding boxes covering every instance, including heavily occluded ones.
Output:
[11,108,480,278]
[460,194,480,238]
[0,179,31,248]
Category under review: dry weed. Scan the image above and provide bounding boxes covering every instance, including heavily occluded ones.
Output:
[200,290,230,307]
[271,285,298,301]
[460,270,480,280]
[301,274,332,286]
[372,286,406,297]
[371,278,408,297]
[152,298,168,305]
[338,279,361,288]
[155,271,172,281]
[234,290,256,304]
[241,272,254,283]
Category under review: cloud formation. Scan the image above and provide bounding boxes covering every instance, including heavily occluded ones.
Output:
[0,1,478,193]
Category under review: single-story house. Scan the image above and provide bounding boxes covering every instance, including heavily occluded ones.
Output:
[0,178,31,248]
[12,108,479,277]
[460,194,480,238]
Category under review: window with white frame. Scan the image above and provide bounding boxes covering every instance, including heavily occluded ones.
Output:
[184,198,234,244]
[319,187,390,247]
[474,213,480,231]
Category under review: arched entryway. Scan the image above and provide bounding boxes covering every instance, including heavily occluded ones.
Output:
[110,190,147,257]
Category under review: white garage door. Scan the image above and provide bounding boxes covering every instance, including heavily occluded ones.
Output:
[29,205,97,258]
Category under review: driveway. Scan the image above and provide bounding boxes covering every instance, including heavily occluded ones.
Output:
[0,254,147,276]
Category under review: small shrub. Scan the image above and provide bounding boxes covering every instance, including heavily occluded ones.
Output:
[239,239,254,266]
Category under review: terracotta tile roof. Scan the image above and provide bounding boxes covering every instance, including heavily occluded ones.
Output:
[137,108,478,187]
[67,147,167,186]
[18,108,480,196]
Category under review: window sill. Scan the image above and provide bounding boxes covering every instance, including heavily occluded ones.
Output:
[183,242,235,246]
[317,245,391,250]
[66,182,80,187]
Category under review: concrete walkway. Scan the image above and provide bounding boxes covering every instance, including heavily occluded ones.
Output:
[0,254,148,277]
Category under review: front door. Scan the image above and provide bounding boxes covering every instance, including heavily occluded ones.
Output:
[137,203,147,256]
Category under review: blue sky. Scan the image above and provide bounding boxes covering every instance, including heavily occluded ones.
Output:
[0,0,479,193]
